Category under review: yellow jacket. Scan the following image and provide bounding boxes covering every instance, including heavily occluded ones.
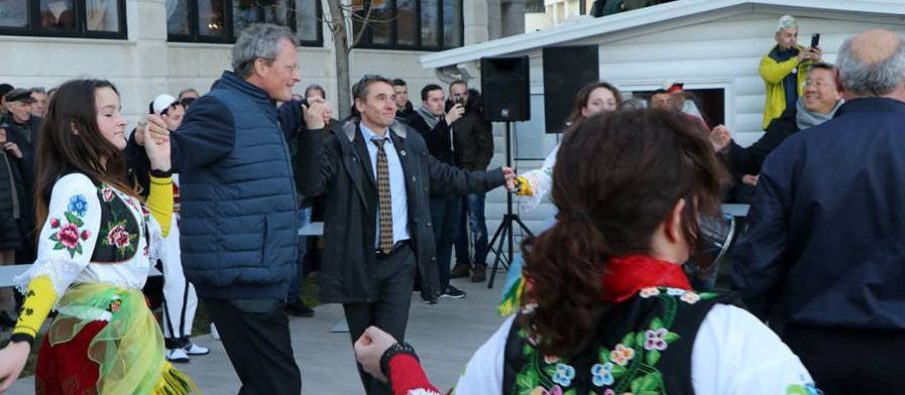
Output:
[759,44,811,129]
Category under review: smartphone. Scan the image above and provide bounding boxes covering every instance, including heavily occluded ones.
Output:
[810,33,821,49]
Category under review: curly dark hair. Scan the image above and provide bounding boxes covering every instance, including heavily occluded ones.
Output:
[519,109,728,356]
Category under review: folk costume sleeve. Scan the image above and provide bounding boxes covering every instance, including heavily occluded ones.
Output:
[516,144,559,213]
[146,174,174,238]
[691,305,817,395]
[383,347,441,395]
[452,316,514,395]
[11,174,103,344]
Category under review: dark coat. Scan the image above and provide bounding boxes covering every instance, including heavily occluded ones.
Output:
[298,118,506,303]
[170,71,300,300]
[405,111,455,166]
[450,103,494,171]
[4,116,41,238]
[732,98,905,329]
[726,105,799,176]
[0,150,23,250]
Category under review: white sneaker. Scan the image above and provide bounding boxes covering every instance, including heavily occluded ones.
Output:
[166,347,190,363]
[184,343,210,355]
[210,323,220,341]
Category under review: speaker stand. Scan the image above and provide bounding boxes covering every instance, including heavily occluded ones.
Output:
[487,122,534,289]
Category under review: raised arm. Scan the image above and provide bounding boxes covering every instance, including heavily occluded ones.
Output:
[297,125,339,198]
[169,96,235,173]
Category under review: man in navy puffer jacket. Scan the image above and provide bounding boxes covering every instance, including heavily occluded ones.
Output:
[136,24,332,395]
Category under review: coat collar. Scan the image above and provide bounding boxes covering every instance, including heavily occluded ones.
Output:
[214,71,277,109]
[834,97,905,118]
[341,118,410,142]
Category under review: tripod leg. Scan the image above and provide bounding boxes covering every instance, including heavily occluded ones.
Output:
[514,217,535,238]
[488,216,512,289]
[487,215,508,261]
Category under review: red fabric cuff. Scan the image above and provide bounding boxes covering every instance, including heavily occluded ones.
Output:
[389,353,440,394]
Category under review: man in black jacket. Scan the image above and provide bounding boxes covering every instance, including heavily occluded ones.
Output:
[404,84,466,299]
[393,78,415,122]
[447,81,495,283]
[299,75,513,395]
[713,63,842,199]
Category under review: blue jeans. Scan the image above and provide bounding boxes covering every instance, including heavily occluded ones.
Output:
[455,192,489,268]
[287,207,312,301]
[429,196,462,289]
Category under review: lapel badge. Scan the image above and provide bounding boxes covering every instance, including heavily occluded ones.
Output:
[400,150,407,157]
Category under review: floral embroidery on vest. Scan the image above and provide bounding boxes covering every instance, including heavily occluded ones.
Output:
[48,194,91,258]
[513,287,717,395]
[91,183,142,262]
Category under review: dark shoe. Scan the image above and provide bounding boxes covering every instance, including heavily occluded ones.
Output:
[284,300,315,317]
[450,265,471,279]
[441,285,467,299]
[471,266,487,283]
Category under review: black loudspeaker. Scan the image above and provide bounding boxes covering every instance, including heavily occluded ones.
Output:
[542,46,599,133]
[481,56,530,122]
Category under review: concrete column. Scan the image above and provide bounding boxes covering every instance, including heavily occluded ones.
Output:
[128,0,171,116]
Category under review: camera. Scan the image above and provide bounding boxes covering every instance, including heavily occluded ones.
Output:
[454,96,465,106]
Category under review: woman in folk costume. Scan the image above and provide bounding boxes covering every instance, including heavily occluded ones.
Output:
[513,81,623,212]
[498,82,623,315]
[354,109,819,395]
[0,79,194,394]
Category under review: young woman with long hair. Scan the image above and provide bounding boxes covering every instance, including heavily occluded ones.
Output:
[354,109,818,395]
[514,81,622,212]
[0,79,193,394]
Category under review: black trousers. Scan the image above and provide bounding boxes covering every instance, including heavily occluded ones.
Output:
[343,245,417,395]
[784,324,905,394]
[204,298,302,395]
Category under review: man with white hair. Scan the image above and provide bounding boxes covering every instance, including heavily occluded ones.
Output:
[759,15,821,129]
[734,29,905,392]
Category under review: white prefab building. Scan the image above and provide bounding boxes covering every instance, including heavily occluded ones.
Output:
[423,0,905,148]
[420,0,905,232]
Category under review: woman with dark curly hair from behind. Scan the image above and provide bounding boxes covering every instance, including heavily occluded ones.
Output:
[353,109,819,395]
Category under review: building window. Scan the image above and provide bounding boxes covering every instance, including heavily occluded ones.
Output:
[354,0,463,50]
[168,0,322,46]
[0,0,126,39]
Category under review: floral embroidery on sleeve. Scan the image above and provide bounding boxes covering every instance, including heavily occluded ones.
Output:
[48,194,91,258]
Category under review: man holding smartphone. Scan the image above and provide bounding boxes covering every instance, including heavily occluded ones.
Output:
[446,80,495,284]
[759,15,822,130]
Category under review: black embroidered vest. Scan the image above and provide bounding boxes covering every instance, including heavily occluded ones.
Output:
[503,288,740,395]
[90,183,146,263]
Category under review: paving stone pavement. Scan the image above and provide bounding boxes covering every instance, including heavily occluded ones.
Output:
[7,275,511,394]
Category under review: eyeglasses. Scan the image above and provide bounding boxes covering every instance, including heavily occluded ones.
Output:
[268,59,299,73]
[803,79,829,88]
